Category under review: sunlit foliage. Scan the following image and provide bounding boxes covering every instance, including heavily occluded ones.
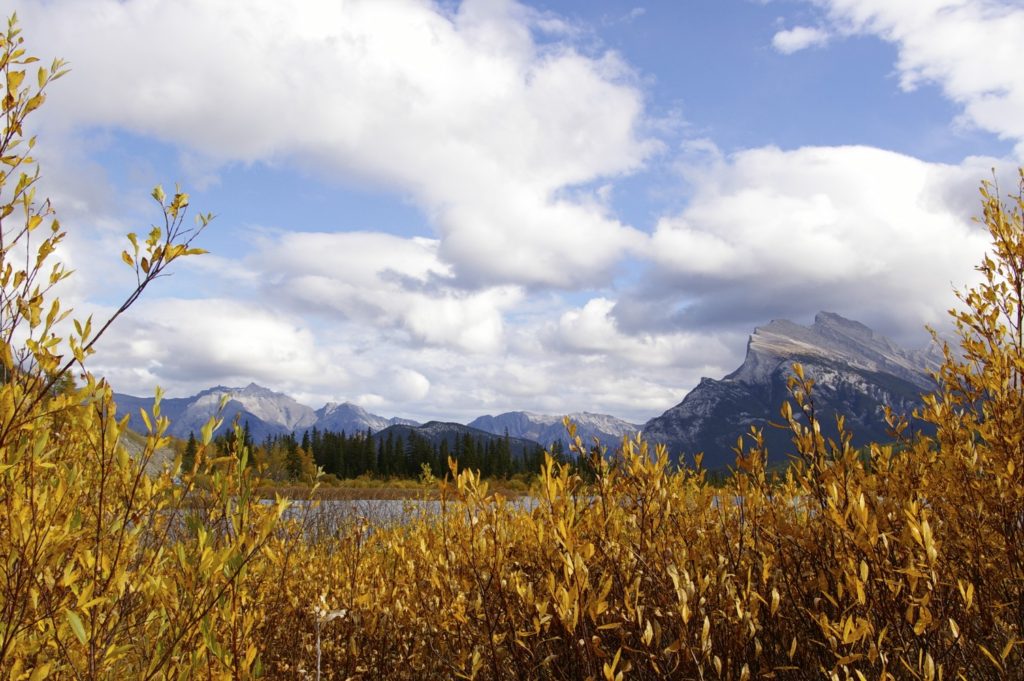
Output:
[247,169,1024,680]
[0,16,285,679]
[4,12,1024,680]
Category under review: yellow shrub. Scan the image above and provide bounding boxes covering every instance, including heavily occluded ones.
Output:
[244,179,1024,680]
[0,16,285,679]
[5,10,1024,680]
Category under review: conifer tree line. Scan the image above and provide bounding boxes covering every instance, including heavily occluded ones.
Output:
[203,424,550,481]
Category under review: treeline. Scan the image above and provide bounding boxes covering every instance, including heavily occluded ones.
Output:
[195,425,549,482]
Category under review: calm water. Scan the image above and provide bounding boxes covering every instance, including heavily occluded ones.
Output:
[278,497,542,539]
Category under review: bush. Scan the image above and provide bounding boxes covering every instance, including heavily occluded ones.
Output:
[5,11,1024,680]
[242,191,1024,680]
[0,16,285,679]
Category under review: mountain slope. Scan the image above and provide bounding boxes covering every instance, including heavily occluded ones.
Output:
[116,383,315,441]
[373,422,543,462]
[115,384,421,442]
[315,402,419,434]
[642,312,934,469]
[468,411,639,452]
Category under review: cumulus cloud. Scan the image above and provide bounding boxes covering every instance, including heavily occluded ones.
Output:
[15,0,656,288]
[251,231,522,353]
[13,0,1020,428]
[88,298,340,393]
[551,297,735,368]
[88,297,442,412]
[643,145,998,343]
[806,0,1024,154]
[772,26,830,53]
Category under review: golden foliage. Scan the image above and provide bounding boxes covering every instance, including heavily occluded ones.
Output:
[241,186,1024,679]
[4,11,1024,680]
[0,15,285,679]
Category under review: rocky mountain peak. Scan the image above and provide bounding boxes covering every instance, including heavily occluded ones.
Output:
[320,401,368,416]
[468,410,639,451]
[731,311,930,390]
[643,312,935,469]
[813,310,873,337]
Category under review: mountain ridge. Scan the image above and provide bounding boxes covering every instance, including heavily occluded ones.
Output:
[112,386,632,450]
[114,311,933,468]
[468,411,639,451]
[642,311,935,470]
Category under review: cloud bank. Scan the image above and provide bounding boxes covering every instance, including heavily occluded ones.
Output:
[10,0,1023,423]
[20,0,655,289]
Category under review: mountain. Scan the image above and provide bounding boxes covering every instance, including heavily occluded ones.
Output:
[642,312,935,470]
[372,421,544,462]
[468,411,640,452]
[114,384,417,442]
[315,401,419,433]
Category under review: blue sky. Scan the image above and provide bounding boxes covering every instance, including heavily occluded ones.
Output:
[11,0,1024,422]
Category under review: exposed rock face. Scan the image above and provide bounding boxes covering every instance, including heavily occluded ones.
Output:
[315,401,419,434]
[114,385,418,442]
[642,312,935,469]
[115,383,316,441]
[468,411,640,452]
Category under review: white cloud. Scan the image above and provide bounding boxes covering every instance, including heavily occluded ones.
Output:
[88,298,339,392]
[808,0,1024,155]
[646,145,999,341]
[252,231,522,353]
[12,0,1019,430]
[88,297,441,412]
[16,0,656,288]
[551,297,734,368]
[772,26,830,53]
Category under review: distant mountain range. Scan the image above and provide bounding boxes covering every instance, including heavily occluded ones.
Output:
[468,411,639,451]
[112,385,633,449]
[371,421,544,463]
[642,311,936,469]
[114,311,937,471]
[113,384,417,443]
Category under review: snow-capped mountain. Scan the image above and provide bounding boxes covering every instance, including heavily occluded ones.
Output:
[642,312,936,470]
[468,411,640,452]
[115,311,933,470]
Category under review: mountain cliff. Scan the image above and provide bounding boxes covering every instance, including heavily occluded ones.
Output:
[642,312,935,470]
[468,411,639,452]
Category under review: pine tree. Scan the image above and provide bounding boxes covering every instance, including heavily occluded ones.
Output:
[183,431,198,472]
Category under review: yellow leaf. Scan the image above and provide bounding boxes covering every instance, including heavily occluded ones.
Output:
[7,69,25,93]
[139,408,152,433]
[29,663,51,681]
[24,93,43,112]
[66,609,87,644]
[978,644,1003,671]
